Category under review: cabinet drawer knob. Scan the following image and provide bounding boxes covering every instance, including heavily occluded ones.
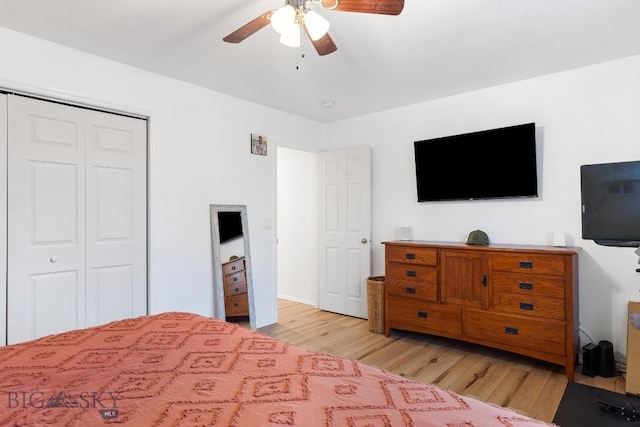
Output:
[231,266,237,271]
[519,281,534,290]
[505,326,519,335]
[518,261,534,269]
[405,287,416,294]
[406,270,417,277]
[519,302,534,311]
[406,253,416,259]
[234,287,240,293]
[417,311,428,318]
[233,302,239,307]
[233,277,238,282]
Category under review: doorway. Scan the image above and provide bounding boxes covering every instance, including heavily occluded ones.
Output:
[3,93,148,345]
[276,145,372,318]
[276,146,318,306]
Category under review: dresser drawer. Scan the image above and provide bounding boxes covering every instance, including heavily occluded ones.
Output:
[222,257,245,276]
[386,279,437,302]
[224,281,247,297]
[465,309,565,356]
[225,294,249,316]
[492,272,565,299]
[387,296,462,336]
[491,293,565,320]
[491,253,565,276]
[386,263,437,285]
[386,246,437,266]
[224,270,246,286]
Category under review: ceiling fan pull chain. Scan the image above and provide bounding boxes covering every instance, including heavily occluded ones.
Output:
[296,40,306,70]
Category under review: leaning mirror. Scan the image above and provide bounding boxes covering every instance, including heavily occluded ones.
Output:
[210,204,255,329]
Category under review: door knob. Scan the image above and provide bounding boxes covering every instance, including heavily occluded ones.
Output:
[361,238,368,244]
[50,257,57,263]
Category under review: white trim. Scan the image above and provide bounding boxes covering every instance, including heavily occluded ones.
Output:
[0,94,7,345]
[0,77,150,119]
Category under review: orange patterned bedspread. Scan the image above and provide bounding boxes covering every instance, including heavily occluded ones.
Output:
[0,312,555,426]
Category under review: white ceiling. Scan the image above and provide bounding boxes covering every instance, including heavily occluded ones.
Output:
[0,0,639,123]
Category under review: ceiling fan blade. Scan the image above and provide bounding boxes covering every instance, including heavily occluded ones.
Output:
[310,32,338,56]
[321,0,404,15]
[223,11,272,43]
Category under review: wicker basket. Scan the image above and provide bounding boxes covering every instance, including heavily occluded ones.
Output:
[366,276,385,334]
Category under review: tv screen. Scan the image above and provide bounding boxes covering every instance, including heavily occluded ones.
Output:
[218,211,243,243]
[580,160,640,247]
[414,123,538,202]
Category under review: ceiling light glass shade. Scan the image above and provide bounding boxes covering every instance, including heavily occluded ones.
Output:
[279,23,301,47]
[304,10,330,41]
[271,5,296,34]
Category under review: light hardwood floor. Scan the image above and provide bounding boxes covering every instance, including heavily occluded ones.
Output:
[255,299,625,424]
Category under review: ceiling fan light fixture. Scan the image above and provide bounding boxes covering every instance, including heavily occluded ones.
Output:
[279,23,301,47]
[303,9,330,41]
[271,4,296,34]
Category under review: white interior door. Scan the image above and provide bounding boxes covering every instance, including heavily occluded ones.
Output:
[85,109,147,326]
[318,146,372,318]
[7,95,87,344]
[6,95,147,344]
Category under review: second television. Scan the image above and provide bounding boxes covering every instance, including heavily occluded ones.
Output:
[414,123,538,202]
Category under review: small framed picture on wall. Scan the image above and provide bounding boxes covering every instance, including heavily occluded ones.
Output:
[251,133,267,156]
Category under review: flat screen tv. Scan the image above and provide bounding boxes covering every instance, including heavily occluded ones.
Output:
[414,123,538,202]
[580,160,640,247]
[218,211,243,243]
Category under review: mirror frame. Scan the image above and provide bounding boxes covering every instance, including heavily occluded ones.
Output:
[209,204,256,329]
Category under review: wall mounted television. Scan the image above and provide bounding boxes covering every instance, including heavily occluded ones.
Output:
[414,122,538,202]
[580,160,640,247]
[217,211,243,243]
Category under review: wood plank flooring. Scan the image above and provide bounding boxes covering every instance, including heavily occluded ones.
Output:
[254,299,626,424]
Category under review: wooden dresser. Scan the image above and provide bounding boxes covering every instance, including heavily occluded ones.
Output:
[383,240,580,381]
[222,256,249,317]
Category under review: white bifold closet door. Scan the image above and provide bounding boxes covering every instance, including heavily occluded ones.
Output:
[6,94,147,345]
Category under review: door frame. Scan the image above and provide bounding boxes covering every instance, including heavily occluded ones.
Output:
[0,94,7,344]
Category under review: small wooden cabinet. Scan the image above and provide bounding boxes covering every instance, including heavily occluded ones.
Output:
[383,241,580,381]
[222,256,249,317]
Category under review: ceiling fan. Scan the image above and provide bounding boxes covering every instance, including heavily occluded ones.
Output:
[223,0,405,56]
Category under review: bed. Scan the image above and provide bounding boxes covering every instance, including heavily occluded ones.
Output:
[0,312,556,426]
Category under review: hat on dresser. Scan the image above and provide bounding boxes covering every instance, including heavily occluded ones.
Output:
[466,230,489,246]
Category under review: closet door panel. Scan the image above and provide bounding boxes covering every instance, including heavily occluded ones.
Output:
[85,110,147,326]
[7,95,86,345]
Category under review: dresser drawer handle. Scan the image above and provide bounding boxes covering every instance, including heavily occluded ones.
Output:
[233,287,240,293]
[406,270,417,277]
[233,277,238,282]
[233,302,239,307]
[406,253,416,259]
[231,265,237,271]
[405,287,416,294]
[519,281,534,290]
[505,326,519,335]
[519,302,534,311]
[417,311,428,318]
[518,261,534,269]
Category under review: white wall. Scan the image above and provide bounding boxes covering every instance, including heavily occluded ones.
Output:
[323,54,640,357]
[0,26,321,328]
